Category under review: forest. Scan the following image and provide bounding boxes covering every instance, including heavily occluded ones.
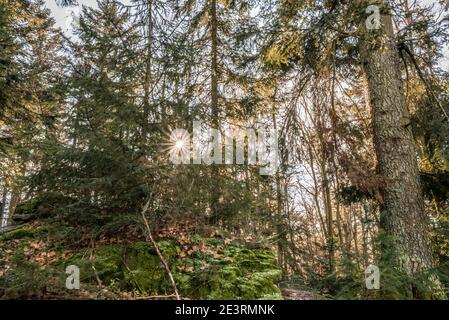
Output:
[0,0,449,301]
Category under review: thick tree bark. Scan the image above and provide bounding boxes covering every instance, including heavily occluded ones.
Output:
[358,1,434,274]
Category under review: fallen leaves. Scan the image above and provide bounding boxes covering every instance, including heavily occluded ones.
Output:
[177,265,194,272]
[21,241,61,266]
[33,250,58,266]
[29,240,46,250]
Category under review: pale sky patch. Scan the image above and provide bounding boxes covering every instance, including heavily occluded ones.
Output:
[43,0,447,69]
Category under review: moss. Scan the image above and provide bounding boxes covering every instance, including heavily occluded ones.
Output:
[0,225,50,241]
[0,247,52,299]
[59,237,282,299]
[122,241,180,293]
[174,239,282,299]
[61,244,125,287]
[58,241,178,294]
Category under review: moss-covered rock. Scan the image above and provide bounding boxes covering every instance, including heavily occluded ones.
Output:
[0,225,51,241]
[176,238,282,299]
[60,237,282,299]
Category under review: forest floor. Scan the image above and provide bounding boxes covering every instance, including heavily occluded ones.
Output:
[0,219,318,300]
[280,288,323,300]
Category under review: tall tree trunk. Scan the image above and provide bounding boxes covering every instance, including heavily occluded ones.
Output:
[329,62,345,249]
[272,112,287,271]
[209,0,220,223]
[210,0,219,121]
[358,1,434,275]
[314,86,335,273]
[142,0,153,148]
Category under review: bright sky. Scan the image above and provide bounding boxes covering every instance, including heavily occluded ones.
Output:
[44,0,94,31]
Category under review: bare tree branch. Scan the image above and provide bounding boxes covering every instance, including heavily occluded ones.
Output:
[140,199,180,300]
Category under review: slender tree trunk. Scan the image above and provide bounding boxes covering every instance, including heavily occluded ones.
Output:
[358,1,434,275]
[329,64,345,248]
[209,0,220,223]
[210,0,219,120]
[272,112,287,271]
[1,188,7,227]
[142,0,153,147]
[314,93,335,273]
[8,190,20,225]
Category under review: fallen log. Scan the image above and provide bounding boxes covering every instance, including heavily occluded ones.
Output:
[0,225,22,234]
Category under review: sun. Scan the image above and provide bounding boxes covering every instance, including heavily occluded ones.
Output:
[174,139,185,150]
[169,130,190,153]
[160,128,191,163]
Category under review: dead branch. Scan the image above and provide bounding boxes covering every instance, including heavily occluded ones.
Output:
[140,199,180,300]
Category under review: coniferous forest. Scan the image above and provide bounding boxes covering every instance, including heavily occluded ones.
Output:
[1,0,449,301]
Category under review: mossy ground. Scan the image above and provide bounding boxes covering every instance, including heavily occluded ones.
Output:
[0,223,282,300]
[0,225,52,241]
[62,238,282,299]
